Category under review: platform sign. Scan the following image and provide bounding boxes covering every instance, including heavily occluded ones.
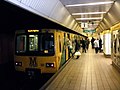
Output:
[83,29,96,33]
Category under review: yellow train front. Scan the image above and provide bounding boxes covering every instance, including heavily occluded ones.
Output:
[14,29,73,76]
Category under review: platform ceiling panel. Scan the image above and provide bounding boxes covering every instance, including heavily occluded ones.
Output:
[21,0,58,17]
[60,0,115,32]
[97,0,120,30]
[106,0,120,25]
[49,1,74,28]
[5,0,83,34]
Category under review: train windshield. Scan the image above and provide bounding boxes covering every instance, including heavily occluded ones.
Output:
[15,33,54,56]
[39,34,54,55]
[29,35,38,51]
[16,35,27,53]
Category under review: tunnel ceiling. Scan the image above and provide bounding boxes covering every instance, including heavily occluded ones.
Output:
[0,1,79,34]
[1,0,119,35]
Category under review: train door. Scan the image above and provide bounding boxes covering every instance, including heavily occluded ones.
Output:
[60,33,66,67]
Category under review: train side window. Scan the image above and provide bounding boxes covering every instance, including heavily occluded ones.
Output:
[29,35,38,51]
[16,35,27,53]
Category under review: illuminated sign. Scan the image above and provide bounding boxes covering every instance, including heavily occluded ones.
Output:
[83,29,96,33]
[28,30,39,32]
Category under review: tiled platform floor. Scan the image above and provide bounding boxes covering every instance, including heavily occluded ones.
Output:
[45,47,120,90]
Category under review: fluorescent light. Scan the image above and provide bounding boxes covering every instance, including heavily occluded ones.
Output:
[79,21,100,23]
[76,17,102,20]
[72,12,106,15]
[66,1,114,7]
[79,23,99,25]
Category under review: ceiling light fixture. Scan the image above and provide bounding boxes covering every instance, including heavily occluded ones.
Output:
[72,12,106,15]
[66,1,114,7]
[76,17,102,20]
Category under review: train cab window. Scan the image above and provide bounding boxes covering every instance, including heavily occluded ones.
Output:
[39,33,54,55]
[16,35,27,53]
[29,35,38,51]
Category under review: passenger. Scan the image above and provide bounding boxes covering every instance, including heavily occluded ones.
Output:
[114,38,117,53]
[99,38,102,52]
[74,50,81,59]
[86,38,90,50]
[75,39,79,52]
[91,37,95,49]
[67,39,73,58]
[81,38,86,53]
[94,38,99,54]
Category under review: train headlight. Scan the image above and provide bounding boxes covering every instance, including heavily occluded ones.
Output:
[15,62,22,66]
[46,63,54,67]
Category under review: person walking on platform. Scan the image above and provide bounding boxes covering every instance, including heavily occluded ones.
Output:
[99,38,102,52]
[81,38,87,53]
[67,38,73,58]
[86,38,90,50]
[75,39,80,52]
[74,39,81,59]
[91,37,95,49]
[94,38,99,53]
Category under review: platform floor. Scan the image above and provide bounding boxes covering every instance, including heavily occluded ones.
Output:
[45,47,120,90]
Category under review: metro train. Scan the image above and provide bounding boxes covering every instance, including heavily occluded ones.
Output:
[14,29,83,76]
